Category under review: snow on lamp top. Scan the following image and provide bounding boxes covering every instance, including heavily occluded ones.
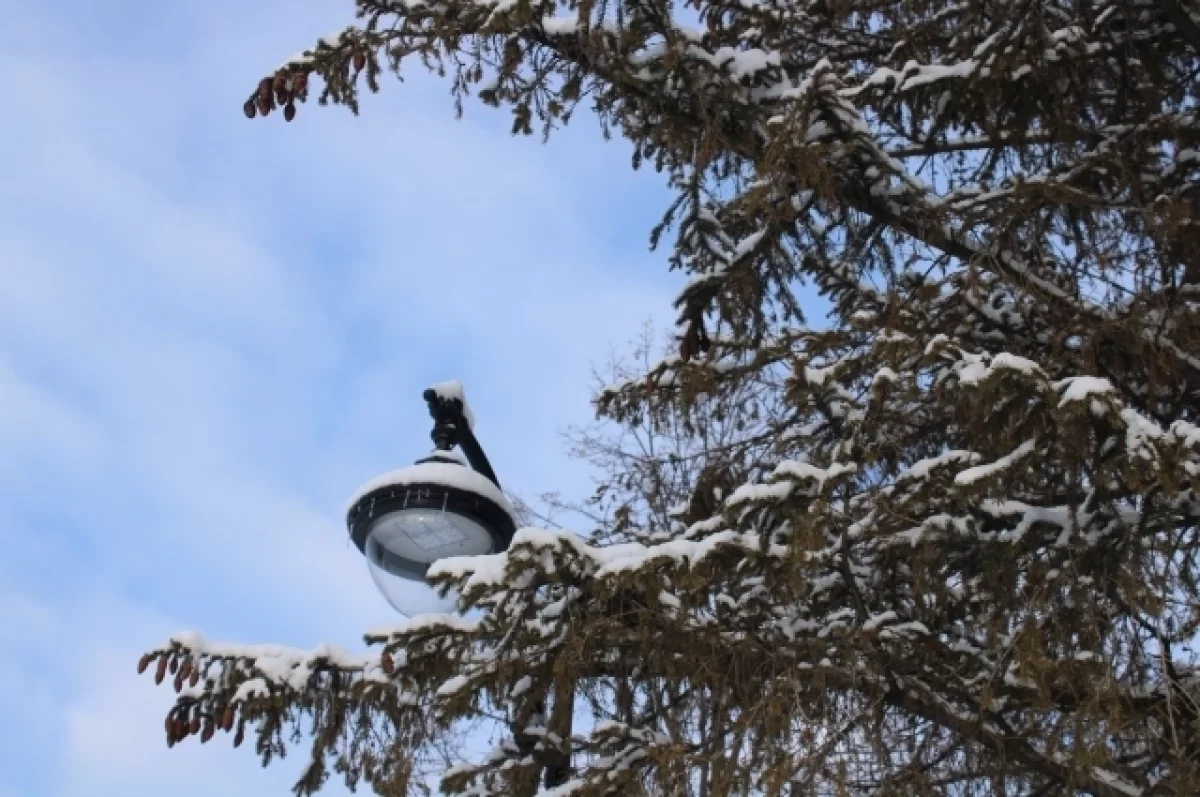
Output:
[345,459,514,520]
[427,379,475,430]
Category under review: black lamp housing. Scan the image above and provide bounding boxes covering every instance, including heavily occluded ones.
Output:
[345,387,517,582]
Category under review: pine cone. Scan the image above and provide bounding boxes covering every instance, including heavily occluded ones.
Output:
[155,656,169,685]
[353,51,367,72]
[201,720,214,744]
[243,98,257,119]
[680,324,699,362]
[221,706,235,732]
[381,651,395,674]
[284,102,296,122]
[137,654,153,674]
[273,73,289,104]
[292,72,308,92]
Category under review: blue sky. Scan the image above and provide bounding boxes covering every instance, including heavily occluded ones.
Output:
[0,1,679,794]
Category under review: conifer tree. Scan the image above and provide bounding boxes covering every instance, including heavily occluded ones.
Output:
[143,0,1200,794]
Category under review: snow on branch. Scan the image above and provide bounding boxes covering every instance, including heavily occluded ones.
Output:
[136,633,402,750]
[953,440,1038,486]
[141,633,390,693]
[426,526,758,596]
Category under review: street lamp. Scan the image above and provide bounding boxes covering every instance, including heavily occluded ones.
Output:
[346,382,517,614]
[346,383,568,789]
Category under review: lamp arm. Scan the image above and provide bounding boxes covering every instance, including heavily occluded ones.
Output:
[423,389,502,489]
[454,415,501,489]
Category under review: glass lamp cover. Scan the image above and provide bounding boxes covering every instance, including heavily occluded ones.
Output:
[366,558,460,617]
[366,508,495,566]
[363,508,494,617]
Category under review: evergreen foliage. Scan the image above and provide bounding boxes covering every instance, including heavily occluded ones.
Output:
[147,0,1200,793]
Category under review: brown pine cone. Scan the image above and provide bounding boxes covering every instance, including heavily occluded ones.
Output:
[155,657,169,685]
[680,326,698,362]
